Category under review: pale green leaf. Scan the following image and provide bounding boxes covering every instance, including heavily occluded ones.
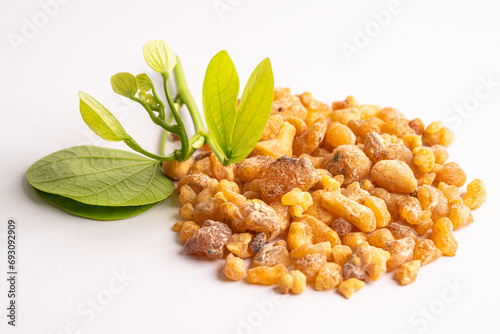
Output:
[202,50,240,160]
[136,73,154,91]
[227,58,274,164]
[26,146,174,207]
[34,189,162,220]
[138,91,158,109]
[110,72,138,98]
[202,52,274,164]
[138,91,150,102]
[192,136,206,149]
[143,40,177,74]
[79,91,129,142]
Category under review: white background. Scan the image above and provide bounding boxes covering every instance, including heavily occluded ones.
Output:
[1,0,500,333]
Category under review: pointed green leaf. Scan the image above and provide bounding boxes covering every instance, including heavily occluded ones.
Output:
[34,188,162,220]
[202,50,240,160]
[26,146,174,207]
[79,91,129,142]
[110,72,138,98]
[136,73,154,91]
[143,40,177,74]
[202,52,274,164]
[226,58,274,164]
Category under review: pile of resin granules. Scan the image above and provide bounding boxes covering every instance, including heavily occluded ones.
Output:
[165,88,487,299]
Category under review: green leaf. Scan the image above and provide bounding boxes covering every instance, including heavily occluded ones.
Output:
[227,57,274,164]
[138,91,158,109]
[136,73,154,91]
[34,188,162,220]
[110,72,138,98]
[202,50,240,160]
[79,91,129,142]
[143,40,177,74]
[202,52,274,164]
[192,135,206,149]
[26,146,174,207]
[138,91,150,102]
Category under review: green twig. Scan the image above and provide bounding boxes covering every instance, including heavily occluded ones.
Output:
[160,130,168,156]
[162,73,189,160]
[173,57,206,134]
[124,138,177,161]
[203,133,228,165]
[130,96,179,134]
[172,57,229,163]
[150,84,165,120]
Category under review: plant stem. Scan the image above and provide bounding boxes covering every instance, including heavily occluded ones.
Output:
[203,133,228,165]
[133,58,227,164]
[160,130,168,155]
[150,85,165,120]
[162,73,189,160]
[172,57,228,163]
[160,111,176,155]
[124,138,177,161]
[130,96,179,134]
[173,57,206,134]
[170,57,229,166]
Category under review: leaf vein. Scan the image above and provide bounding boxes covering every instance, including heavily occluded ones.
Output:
[31,161,152,183]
